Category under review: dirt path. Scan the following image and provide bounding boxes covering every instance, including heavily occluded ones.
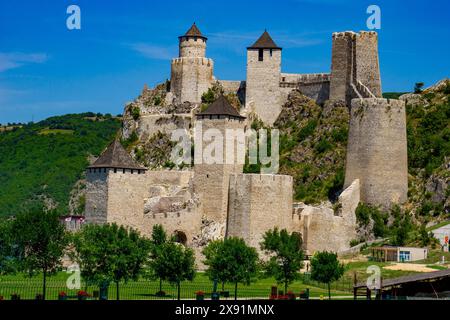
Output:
[383,263,436,272]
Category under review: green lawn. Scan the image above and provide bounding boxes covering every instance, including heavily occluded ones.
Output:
[0,272,352,300]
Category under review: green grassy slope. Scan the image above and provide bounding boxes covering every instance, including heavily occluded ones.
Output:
[0,113,121,216]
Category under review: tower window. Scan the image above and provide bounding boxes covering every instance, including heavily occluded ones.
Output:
[123,169,126,174]
[258,49,264,61]
[114,168,117,173]
[194,37,197,41]
[270,49,273,57]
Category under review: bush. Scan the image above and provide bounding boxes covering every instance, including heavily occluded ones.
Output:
[414,82,424,94]
[131,106,140,121]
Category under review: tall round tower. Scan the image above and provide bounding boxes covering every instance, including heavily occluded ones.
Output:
[170,23,214,104]
[344,98,408,209]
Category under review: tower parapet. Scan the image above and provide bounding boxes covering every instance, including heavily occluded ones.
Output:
[344,98,407,208]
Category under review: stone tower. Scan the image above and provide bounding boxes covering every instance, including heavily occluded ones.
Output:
[170,23,214,104]
[329,31,382,105]
[85,140,147,226]
[245,30,282,126]
[193,96,246,233]
[344,98,408,209]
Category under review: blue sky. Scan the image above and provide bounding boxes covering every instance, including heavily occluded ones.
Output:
[0,0,449,124]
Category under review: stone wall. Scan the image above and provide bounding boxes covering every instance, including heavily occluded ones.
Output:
[245,49,282,125]
[227,174,293,250]
[85,169,108,224]
[344,98,407,208]
[279,73,331,105]
[217,80,246,104]
[292,179,359,254]
[329,31,382,105]
[355,32,382,97]
[329,31,355,103]
[170,57,214,104]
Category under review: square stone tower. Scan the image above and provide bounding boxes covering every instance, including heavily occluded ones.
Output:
[245,31,282,126]
[170,23,214,104]
[329,31,382,105]
[193,96,246,234]
[85,140,147,226]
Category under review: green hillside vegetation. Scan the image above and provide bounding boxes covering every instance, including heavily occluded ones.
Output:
[274,91,349,204]
[0,113,121,217]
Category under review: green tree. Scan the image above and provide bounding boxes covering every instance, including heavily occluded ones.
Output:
[310,251,344,299]
[72,223,151,300]
[203,237,259,300]
[157,241,196,300]
[11,207,69,300]
[418,225,432,247]
[0,218,18,275]
[414,82,425,94]
[146,224,167,294]
[260,228,304,294]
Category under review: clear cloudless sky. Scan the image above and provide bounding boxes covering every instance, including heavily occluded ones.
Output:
[0,0,449,123]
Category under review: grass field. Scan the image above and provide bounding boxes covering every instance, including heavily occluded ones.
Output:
[0,272,352,300]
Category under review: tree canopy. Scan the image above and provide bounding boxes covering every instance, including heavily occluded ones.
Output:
[203,237,259,299]
[310,251,345,299]
[72,223,151,300]
[11,206,69,299]
[260,228,304,294]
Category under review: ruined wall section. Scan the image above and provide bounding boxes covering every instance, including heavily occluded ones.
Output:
[292,179,360,254]
[344,98,407,208]
[245,49,281,125]
[227,174,293,250]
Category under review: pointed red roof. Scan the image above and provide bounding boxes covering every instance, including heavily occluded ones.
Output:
[248,30,281,50]
[88,140,146,170]
[180,23,207,40]
[197,95,245,119]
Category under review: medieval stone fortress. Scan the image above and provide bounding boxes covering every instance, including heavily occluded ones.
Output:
[85,23,408,259]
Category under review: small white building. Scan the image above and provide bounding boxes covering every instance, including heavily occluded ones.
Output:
[371,246,428,262]
[431,223,450,247]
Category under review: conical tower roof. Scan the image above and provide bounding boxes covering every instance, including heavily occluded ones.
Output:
[197,95,245,119]
[180,23,207,40]
[248,30,281,50]
[88,140,146,170]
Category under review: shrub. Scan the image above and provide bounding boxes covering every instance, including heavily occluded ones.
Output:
[131,106,140,121]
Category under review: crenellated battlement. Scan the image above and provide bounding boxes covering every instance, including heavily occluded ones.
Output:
[171,57,213,66]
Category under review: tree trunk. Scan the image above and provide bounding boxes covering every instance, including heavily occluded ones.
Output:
[43,269,47,300]
[328,283,331,300]
[285,281,288,296]
[177,282,181,300]
[159,278,162,293]
[116,281,120,300]
[222,282,225,291]
[234,282,238,301]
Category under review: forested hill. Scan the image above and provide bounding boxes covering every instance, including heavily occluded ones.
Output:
[0,113,121,217]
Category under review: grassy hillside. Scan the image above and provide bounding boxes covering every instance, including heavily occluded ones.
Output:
[0,113,121,217]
